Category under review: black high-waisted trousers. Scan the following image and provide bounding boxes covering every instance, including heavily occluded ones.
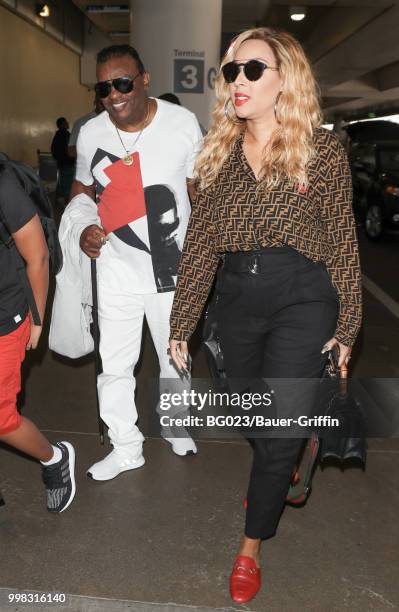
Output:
[216,246,339,540]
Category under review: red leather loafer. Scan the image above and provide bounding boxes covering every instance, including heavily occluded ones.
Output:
[229,555,261,604]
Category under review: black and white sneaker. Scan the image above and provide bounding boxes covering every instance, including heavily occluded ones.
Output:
[42,442,76,513]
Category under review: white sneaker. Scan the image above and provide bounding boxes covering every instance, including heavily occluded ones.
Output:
[161,428,198,456]
[87,449,145,481]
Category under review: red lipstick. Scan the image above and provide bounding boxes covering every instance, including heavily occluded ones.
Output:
[234,93,250,106]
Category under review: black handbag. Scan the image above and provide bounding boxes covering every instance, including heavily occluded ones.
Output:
[287,350,367,505]
[318,349,367,464]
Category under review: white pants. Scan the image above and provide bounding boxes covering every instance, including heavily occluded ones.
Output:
[97,284,189,454]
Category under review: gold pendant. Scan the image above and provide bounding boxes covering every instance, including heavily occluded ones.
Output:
[122,154,133,166]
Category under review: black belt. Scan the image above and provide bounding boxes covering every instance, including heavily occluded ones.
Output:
[223,247,293,275]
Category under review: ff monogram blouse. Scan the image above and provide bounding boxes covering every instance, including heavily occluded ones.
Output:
[170,128,362,347]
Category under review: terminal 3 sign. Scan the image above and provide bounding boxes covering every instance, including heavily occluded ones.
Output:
[174,49,217,93]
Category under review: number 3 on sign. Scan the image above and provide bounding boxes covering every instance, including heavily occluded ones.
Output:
[174,58,204,93]
[181,65,198,89]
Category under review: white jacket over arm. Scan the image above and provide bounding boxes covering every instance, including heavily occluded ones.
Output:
[49,193,99,358]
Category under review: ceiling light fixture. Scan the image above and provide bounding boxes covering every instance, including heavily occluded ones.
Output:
[36,3,50,18]
[290,6,306,21]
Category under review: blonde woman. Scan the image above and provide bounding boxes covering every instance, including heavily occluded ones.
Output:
[169,28,362,603]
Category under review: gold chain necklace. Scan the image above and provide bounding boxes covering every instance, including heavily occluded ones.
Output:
[114,101,151,166]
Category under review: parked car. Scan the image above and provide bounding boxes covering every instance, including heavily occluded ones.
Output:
[346,121,399,240]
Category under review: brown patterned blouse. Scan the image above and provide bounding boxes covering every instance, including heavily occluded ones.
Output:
[170,128,362,347]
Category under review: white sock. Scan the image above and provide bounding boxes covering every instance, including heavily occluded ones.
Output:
[40,445,62,466]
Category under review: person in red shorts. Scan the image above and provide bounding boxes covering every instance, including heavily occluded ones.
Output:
[0,159,75,513]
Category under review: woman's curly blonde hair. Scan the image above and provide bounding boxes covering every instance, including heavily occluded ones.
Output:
[195,27,323,191]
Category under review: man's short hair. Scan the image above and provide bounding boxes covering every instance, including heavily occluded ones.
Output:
[56,117,67,128]
[96,45,145,74]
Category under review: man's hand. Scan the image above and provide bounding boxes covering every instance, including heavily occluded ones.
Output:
[27,324,42,350]
[79,225,107,258]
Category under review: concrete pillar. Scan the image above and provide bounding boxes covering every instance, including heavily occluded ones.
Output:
[130,0,222,129]
[81,17,112,87]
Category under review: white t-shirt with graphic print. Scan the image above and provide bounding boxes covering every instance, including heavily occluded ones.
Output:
[75,98,203,294]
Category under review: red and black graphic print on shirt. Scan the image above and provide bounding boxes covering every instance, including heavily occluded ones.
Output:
[91,149,181,292]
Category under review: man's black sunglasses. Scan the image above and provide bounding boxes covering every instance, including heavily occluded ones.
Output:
[222,60,278,83]
[94,74,141,99]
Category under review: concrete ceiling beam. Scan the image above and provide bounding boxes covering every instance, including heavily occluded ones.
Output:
[314,4,399,88]
[321,75,380,98]
[375,60,399,92]
[305,5,391,62]
[323,84,399,113]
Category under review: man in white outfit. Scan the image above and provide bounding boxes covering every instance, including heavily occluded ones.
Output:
[70,45,201,480]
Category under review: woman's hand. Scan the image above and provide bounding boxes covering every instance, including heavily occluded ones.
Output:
[322,337,351,368]
[169,339,189,373]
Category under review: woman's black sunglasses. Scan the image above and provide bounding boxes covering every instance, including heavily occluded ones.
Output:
[94,74,141,99]
[222,60,278,83]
